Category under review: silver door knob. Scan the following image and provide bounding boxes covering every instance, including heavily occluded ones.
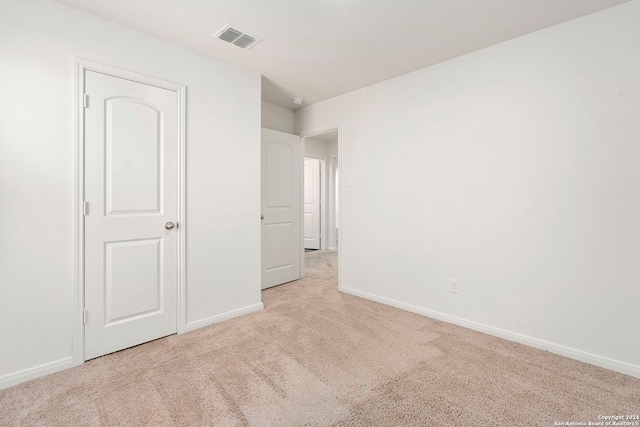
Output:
[165,222,175,230]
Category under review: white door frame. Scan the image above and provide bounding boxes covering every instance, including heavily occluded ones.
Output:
[73,58,187,366]
[329,156,339,250]
[318,158,327,250]
[300,125,342,288]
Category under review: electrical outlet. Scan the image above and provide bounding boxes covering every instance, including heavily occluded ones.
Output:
[450,279,460,294]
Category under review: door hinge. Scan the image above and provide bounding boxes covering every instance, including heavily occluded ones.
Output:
[83,309,88,325]
[83,94,89,108]
[83,201,88,216]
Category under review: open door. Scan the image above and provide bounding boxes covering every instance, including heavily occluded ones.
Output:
[261,128,302,289]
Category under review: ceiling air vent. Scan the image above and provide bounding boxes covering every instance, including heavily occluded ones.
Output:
[214,25,262,50]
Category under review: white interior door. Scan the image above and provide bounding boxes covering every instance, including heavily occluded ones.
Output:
[261,128,301,289]
[304,157,321,250]
[84,70,179,360]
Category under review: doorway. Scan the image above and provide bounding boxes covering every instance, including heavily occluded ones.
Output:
[302,129,340,282]
[260,126,341,288]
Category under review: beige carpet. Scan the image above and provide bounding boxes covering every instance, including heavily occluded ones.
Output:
[1,250,638,426]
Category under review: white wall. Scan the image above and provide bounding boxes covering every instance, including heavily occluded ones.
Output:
[0,0,261,388]
[297,1,640,377]
[261,102,295,134]
[304,137,330,159]
[328,140,338,159]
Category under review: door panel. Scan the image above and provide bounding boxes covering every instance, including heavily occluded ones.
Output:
[303,157,321,250]
[261,128,301,289]
[106,98,162,214]
[104,238,162,325]
[84,71,178,360]
[265,223,294,269]
[265,143,293,207]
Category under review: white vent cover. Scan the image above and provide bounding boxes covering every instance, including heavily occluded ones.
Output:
[214,25,262,50]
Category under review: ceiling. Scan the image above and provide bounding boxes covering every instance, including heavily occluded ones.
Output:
[54,0,631,110]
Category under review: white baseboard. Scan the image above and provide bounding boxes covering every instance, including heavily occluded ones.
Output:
[340,286,640,379]
[185,303,264,333]
[0,357,75,390]
[1,304,265,390]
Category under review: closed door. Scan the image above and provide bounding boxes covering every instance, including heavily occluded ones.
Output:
[84,70,179,360]
[261,128,301,289]
[303,157,321,250]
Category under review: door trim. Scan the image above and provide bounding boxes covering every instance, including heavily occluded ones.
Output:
[74,58,187,366]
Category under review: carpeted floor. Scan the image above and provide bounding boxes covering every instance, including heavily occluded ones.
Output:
[1,250,638,426]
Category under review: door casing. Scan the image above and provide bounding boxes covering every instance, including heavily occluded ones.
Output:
[74,58,186,366]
